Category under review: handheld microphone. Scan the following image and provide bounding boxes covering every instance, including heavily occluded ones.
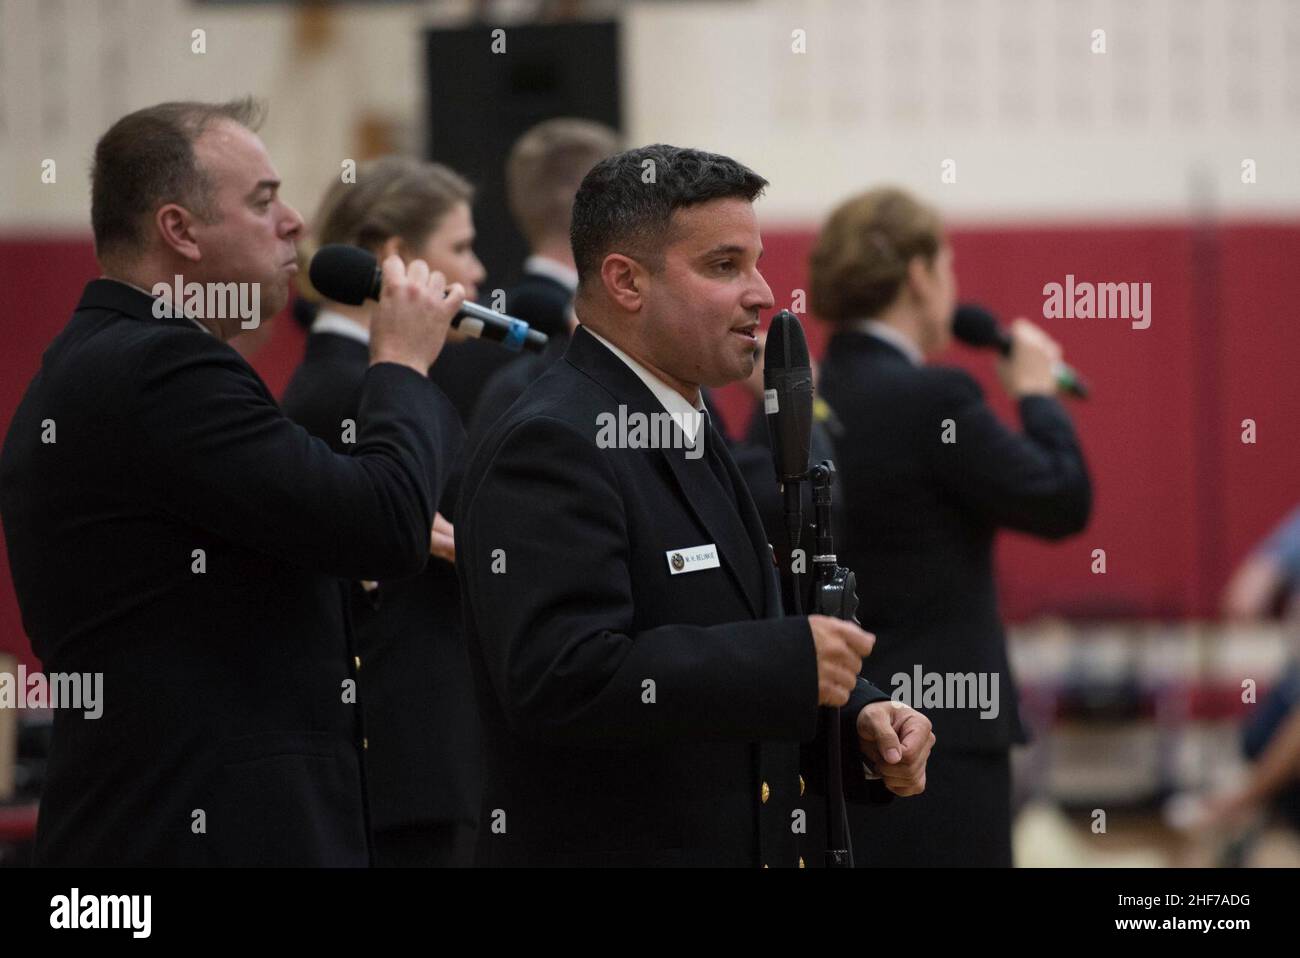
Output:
[308,244,548,353]
[763,310,815,551]
[953,303,1088,399]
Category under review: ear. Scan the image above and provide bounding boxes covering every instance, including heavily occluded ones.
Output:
[380,236,404,263]
[155,204,202,263]
[905,254,934,300]
[599,253,646,313]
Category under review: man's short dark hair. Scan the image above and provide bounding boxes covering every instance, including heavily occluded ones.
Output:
[91,97,266,260]
[569,144,768,289]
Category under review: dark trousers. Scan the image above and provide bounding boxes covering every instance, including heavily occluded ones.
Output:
[372,821,477,868]
[849,748,1013,867]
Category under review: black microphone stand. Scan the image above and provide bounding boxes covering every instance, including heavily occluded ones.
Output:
[785,461,856,868]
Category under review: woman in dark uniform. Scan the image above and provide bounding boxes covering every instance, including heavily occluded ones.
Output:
[283,157,487,866]
[811,187,1091,866]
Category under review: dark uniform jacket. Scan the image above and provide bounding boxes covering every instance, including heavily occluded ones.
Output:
[456,326,887,867]
[281,329,481,832]
[819,330,1091,752]
[0,279,460,865]
[430,268,573,425]
[466,330,569,445]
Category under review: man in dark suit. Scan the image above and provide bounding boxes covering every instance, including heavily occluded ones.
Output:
[456,145,934,867]
[0,99,466,865]
[812,187,1092,866]
[430,118,617,423]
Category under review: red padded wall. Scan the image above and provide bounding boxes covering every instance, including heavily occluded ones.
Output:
[2,220,1298,665]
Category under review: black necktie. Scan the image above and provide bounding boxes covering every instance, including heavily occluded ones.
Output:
[697,407,767,612]
[700,409,734,500]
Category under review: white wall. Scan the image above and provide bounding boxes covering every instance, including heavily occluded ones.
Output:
[0,0,459,231]
[624,0,1299,223]
[0,0,1294,232]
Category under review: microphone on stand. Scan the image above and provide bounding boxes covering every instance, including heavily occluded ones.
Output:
[763,308,859,868]
[308,244,548,353]
[763,310,814,557]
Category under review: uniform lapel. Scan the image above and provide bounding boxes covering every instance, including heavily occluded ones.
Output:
[657,427,764,619]
[710,429,782,619]
[565,328,765,618]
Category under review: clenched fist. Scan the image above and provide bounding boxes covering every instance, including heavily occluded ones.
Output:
[857,700,934,797]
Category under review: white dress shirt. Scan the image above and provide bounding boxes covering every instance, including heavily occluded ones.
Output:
[523,255,579,295]
[850,318,924,366]
[104,277,213,336]
[583,325,706,443]
[310,309,371,346]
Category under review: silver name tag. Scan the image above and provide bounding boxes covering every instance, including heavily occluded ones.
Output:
[666,544,721,575]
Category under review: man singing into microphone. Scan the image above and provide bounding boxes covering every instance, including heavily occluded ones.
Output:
[456,145,934,867]
[0,98,465,866]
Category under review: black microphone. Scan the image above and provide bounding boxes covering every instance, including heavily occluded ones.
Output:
[308,244,548,353]
[953,303,1088,398]
[763,310,815,552]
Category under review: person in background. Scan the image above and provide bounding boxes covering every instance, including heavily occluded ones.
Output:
[282,156,486,866]
[502,118,620,339]
[466,307,576,447]
[435,117,619,426]
[811,186,1092,866]
[1206,506,1300,833]
[1223,506,1300,623]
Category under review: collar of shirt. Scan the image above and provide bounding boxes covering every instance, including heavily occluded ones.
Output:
[311,309,371,346]
[523,255,579,294]
[582,325,706,443]
[101,276,214,336]
[850,318,923,366]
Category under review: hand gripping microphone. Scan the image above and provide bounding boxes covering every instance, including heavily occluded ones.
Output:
[308,244,548,353]
[953,303,1088,398]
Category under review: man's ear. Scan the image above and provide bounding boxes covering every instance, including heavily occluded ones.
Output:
[155,204,202,263]
[600,253,645,312]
